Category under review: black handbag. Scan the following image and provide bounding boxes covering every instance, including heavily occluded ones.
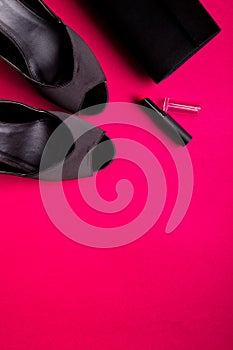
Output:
[87,0,220,82]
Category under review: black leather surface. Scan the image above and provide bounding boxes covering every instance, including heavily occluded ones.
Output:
[0,101,65,173]
[0,0,73,85]
[0,101,115,180]
[0,0,108,112]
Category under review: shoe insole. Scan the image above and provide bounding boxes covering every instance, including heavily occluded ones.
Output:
[0,118,63,173]
[0,117,115,176]
[0,0,70,84]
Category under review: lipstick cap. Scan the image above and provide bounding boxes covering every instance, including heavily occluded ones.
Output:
[163,97,201,115]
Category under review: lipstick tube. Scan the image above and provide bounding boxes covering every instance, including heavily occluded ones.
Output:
[136,96,192,146]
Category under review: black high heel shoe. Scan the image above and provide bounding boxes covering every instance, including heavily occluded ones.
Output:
[0,100,115,180]
[0,0,108,112]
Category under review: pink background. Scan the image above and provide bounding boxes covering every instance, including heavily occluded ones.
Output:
[0,0,233,349]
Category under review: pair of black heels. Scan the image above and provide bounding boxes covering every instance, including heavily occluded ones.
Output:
[0,0,114,180]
